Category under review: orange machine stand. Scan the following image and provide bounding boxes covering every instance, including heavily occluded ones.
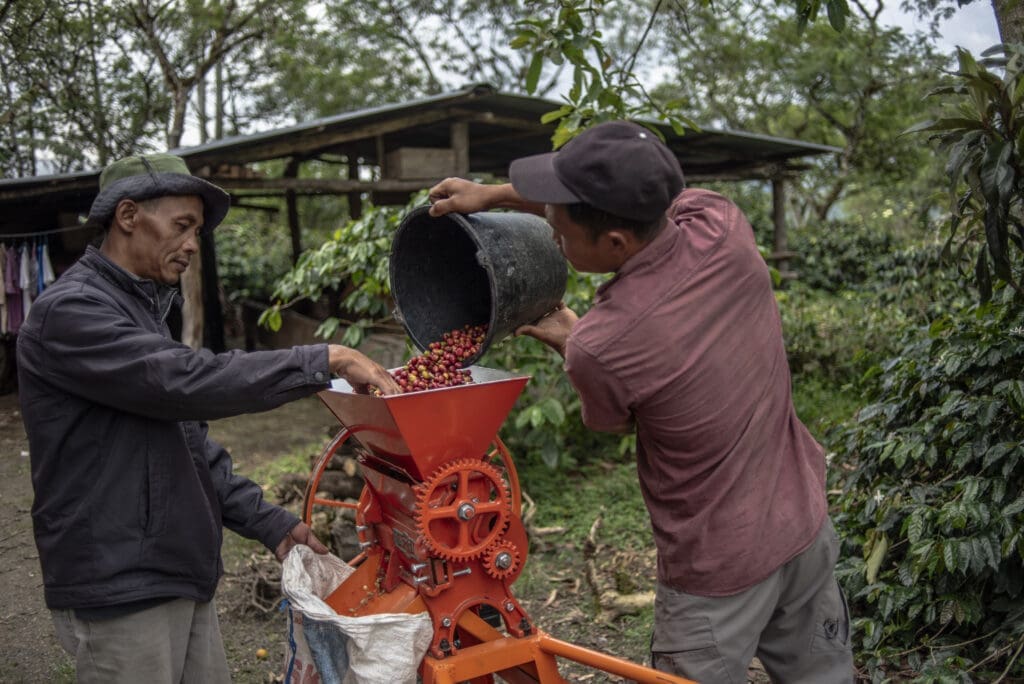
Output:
[420,610,695,684]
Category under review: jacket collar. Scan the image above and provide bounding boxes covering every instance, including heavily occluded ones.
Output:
[80,245,181,322]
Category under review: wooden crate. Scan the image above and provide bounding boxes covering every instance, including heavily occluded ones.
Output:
[384,147,457,179]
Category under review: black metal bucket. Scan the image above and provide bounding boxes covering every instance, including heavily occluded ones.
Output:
[389,205,567,364]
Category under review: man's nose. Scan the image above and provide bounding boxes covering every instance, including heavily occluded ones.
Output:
[183,232,200,253]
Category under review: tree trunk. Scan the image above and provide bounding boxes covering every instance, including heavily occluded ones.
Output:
[197,73,208,144]
[215,62,224,140]
[181,250,204,350]
[167,87,188,149]
[993,0,1024,44]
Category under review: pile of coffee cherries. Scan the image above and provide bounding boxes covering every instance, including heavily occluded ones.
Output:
[379,324,488,394]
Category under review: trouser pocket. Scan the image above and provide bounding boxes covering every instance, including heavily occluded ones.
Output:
[810,579,851,652]
[651,613,734,683]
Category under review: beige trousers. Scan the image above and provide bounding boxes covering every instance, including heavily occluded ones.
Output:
[52,598,231,684]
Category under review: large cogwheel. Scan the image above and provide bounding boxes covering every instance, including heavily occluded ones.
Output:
[414,458,512,562]
[483,539,522,581]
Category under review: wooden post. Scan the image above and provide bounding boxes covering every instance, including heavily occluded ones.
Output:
[772,176,788,286]
[376,135,387,178]
[348,156,363,219]
[451,121,469,176]
[284,157,301,263]
[200,230,225,352]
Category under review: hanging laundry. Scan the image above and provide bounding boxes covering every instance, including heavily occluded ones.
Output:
[19,243,34,317]
[38,241,55,295]
[5,245,24,335]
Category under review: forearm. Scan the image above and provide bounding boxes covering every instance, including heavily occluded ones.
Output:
[207,434,301,549]
[485,183,546,216]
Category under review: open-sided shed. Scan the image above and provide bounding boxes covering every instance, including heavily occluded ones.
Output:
[0,83,838,365]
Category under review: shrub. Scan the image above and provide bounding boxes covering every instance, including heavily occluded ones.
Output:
[827,286,1024,680]
[216,217,296,304]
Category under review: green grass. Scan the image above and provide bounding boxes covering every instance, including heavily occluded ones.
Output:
[517,458,653,551]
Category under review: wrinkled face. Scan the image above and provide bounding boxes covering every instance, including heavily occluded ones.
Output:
[129,195,203,285]
[544,204,619,273]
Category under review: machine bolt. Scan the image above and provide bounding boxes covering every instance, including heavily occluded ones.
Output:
[409,562,427,572]
[441,617,452,627]
[439,639,451,654]
[504,601,515,612]
[355,525,369,532]
[413,575,429,584]
[495,552,512,569]
[451,567,472,578]
[457,503,476,520]
[358,540,375,549]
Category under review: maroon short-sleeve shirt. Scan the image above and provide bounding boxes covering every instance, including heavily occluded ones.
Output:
[564,188,827,596]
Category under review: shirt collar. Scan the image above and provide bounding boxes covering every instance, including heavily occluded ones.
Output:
[595,221,680,297]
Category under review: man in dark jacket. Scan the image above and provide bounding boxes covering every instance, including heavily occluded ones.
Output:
[16,153,400,682]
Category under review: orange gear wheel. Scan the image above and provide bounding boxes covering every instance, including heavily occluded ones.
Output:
[414,458,512,562]
[483,539,522,580]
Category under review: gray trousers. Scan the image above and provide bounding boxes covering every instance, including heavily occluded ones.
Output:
[52,598,231,684]
[651,518,854,683]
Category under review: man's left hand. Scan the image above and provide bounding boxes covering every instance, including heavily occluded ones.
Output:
[274,522,329,561]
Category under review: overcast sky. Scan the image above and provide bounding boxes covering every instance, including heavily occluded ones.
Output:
[881,1,1000,56]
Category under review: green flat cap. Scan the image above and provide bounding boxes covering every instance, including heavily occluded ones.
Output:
[88,153,230,231]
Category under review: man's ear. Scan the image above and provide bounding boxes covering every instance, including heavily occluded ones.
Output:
[603,229,635,254]
[112,199,139,234]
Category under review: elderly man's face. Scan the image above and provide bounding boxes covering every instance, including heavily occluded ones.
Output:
[129,195,203,285]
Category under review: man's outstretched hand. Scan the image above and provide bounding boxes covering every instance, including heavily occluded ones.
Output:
[274,522,329,562]
[515,303,578,358]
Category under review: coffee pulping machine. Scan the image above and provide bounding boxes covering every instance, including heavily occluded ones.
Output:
[300,207,695,683]
[304,367,694,684]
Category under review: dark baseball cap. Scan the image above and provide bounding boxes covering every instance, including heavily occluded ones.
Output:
[509,120,685,222]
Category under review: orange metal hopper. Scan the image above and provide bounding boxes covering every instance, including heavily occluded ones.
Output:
[317,366,528,481]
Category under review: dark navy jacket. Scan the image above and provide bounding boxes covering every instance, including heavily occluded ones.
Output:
[17,245,331,610]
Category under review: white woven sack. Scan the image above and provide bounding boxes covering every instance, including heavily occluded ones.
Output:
[281,545,433,684]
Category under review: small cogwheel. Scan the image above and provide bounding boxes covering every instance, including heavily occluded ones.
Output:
[483,540,521,580]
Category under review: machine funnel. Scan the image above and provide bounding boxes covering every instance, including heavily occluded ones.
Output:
[317,366,528,482]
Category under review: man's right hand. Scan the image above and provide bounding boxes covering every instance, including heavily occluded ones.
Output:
[428,179,544,217]
[326,345,401,395]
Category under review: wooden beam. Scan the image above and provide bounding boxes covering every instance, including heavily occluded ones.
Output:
[209,177,437,192]
[447,108,550,133]
[230,201,280,213]
[0,178,96,201]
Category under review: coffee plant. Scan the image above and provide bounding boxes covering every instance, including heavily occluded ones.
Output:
[258,192,413,347]
[826,285,1024,680]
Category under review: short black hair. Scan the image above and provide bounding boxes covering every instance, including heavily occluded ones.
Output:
[565,202,666,243]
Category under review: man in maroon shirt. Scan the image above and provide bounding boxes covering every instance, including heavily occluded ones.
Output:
[428,121,853,682]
